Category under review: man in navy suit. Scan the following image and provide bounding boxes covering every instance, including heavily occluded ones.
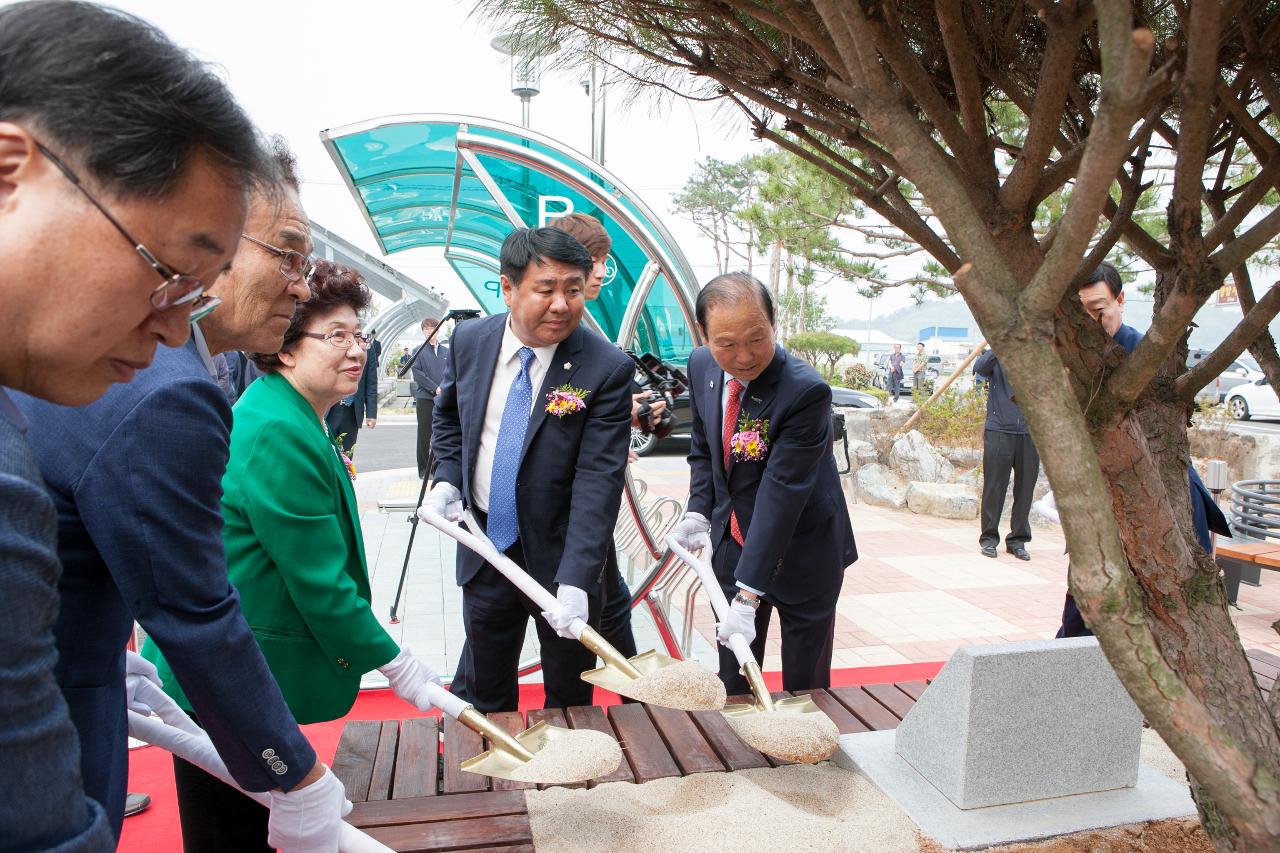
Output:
[0,3,273,849]
[17,143,350,851]
[672,273,857,693]
[426,228,633,712]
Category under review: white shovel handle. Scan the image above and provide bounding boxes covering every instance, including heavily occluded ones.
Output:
[666,534,755,667]
[417,506,586,639]
[128,711,392,853]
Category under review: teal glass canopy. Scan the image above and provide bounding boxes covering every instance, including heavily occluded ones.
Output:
[322,115,700,361]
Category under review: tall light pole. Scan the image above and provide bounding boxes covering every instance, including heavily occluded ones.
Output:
[582,56,608,164]
[491,32,555,129]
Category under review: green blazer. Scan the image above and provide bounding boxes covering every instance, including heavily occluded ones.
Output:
[148,372,399,724]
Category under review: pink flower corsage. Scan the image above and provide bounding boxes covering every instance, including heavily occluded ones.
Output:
[546,384,590,418]
[332,433,357,481]
[730,414,770,462]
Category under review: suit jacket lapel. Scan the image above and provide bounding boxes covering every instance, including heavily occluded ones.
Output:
[705,365,725,473]
[465,316,506,471]
[727,346,785,479]
[520,325,586,460]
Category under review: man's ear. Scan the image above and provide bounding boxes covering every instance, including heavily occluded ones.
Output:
[500,274,516,307]
[0,122,42,214]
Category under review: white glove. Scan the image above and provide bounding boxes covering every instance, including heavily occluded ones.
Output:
[671,512,711,554]
[125,651,163,716]
[378,647,443,712]
[541,584,589,640]
[422,481,462,522]
[1033,491,1060,524]
[716,595,759,648]
[267,765,351,853]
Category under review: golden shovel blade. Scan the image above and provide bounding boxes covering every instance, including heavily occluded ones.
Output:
[460,719,559,781]
[579,647,675,694]
[722,693,824,717]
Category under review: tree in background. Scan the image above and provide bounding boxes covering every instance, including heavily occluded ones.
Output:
[482,1,1280,846]
[788,330,860,379]
[671,156,757,275]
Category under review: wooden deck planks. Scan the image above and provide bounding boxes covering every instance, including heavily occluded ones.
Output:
[794,688,868,734]
[441,715,489,794]
[391,717,439,800]
[607,702,681,783]
[367,720,400,802]
[486,712,536,793]
[332,719,380,804]
[644,703,725,775]
[563,705,635,785]
[828,686,904,731]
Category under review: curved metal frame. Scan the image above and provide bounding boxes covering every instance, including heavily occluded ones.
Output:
[1230,479,1280,540]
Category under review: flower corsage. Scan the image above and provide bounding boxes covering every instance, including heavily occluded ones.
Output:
[729,413,770,462]
[333,433,357,482]
[546,384,590,418]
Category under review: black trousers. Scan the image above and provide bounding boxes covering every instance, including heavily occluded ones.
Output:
[324,403,360,454]
[1056,593,1092,638]
[980,429,1040,549]
[711,538,837,694]
[451,530,606,713]
[172,714,271,853]
[888,372,904,402]
[600,550,638,659]
[415,397,434,479]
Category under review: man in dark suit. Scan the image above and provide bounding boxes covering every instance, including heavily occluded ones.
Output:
[974,347,1039,560]
[326,333,381,454]
[16,143,350,851]
[671,273,857,693]
[426,228,633,712]
[408,316,449,478]
[0,4,273,849]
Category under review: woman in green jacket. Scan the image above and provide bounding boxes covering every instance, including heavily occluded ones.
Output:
[147,260,440,847]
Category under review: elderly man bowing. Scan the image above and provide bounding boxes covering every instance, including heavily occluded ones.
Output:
[672,273,857,693]
[426,227,633,712]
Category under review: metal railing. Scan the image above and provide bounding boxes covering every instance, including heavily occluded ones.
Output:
[1230,479,1280,541]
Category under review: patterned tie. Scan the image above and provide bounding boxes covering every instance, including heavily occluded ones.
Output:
[487,346,536,552]
[723,378,745,545]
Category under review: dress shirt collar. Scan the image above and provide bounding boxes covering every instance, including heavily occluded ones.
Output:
[0,386,27,434]
[499,317,557,373]
[190,323,218,381]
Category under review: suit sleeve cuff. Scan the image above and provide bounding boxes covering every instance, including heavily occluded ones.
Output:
[736,581,765,596]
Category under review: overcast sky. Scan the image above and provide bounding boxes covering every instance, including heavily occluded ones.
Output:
[17,0,924,322]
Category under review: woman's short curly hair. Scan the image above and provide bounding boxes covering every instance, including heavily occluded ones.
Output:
[251,259,372,372]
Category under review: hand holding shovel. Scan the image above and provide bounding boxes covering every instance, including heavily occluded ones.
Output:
[667,533,840,763]
[417,504,726,711]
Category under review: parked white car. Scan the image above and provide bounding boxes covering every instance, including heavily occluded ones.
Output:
[1227,377,1280,420]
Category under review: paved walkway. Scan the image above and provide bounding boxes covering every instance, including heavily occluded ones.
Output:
[351,451,1280,683]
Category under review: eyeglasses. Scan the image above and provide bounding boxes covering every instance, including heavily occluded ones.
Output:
[241,233,316,285]
[35,141,206,313]
[300,330,372,350]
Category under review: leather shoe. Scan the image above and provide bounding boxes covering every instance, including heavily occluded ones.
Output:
[980,544,997,558]
[1008,546,1031,561]
[124,792,151,817]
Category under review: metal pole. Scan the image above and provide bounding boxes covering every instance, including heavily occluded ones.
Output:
[520,95,530,129]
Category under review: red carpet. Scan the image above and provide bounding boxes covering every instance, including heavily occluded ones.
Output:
[119,661,942,852]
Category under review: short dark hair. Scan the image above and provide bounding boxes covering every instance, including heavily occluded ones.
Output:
[0,0,267,198]
[1080,261,1123,298]
[265,134,300,193]
[499,227,592,285]
[696,272,775,329]
[548,213,612,259]
[252,259,372,372]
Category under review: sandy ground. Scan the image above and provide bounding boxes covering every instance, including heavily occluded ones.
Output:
[525,728,1204,852]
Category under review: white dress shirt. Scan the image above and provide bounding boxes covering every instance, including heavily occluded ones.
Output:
[471,319,557,512]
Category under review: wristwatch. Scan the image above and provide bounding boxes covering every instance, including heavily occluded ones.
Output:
[733,591,761,610]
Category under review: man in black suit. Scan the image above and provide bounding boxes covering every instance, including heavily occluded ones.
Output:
[671,273,857,693]
[326,333,380,454]
[409,317,448,478]
[425,228,633,711]
[974,347,1039,560]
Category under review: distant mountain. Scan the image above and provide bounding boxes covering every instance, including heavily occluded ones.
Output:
[835,291,1280,351]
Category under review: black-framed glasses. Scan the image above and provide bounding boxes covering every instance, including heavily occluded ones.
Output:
[241,233,316,285]
[300,330,372,350]
[35,141,206,313]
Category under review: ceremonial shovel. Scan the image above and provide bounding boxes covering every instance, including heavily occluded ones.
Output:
[417,505,725,711]
[667,534,840,763]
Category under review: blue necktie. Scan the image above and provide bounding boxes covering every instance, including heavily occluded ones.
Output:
[487,346,535,552]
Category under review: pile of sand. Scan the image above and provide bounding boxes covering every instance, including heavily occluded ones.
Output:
[619,660,727,710]
[526,763,920,852]
[508,729,622,784]
[726,710,840,764]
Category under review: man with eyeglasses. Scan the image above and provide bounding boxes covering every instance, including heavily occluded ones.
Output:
[17,130,351,853]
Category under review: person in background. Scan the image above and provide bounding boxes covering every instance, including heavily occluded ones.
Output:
[407,315,448,478]
[671,273,857,693]
[888,343,906,403]
[974,346,1039,561]
[146,261,444,847]
[221,349,264,402]
[912,342,928,395]
[325,329,380,455]
[0,2,269,849]
[1056,262,1230,637]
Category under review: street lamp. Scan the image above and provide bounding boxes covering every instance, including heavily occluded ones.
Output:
[491,31,556,129]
